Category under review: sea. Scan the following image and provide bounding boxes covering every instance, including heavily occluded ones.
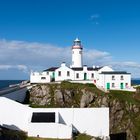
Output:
[0,79,140,90]
[0,80,24,90]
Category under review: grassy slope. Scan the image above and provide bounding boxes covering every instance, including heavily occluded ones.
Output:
[27,137,67,140]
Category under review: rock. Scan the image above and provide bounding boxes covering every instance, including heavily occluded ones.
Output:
[54,89,64,106]
[80,91,94,107]
[101,96,108,106]
[90,138,96,140]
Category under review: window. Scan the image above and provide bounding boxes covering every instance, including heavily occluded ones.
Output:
[79,51,82,54]
[120,75,124,80]
[47,72,49,75]
[76,73,79,79]
[31,112,55,123]
[112,75,115,80]
[67,71,70,76]
[112,83,115,88]
[41,77,46,80]
[91,73,94,78]
[58,71,61,76]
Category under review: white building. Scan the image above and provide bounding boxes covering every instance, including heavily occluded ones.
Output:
[0,97,109,139]
[30,38,131,91]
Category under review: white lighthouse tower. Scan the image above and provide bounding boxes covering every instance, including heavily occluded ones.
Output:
[71,38,83,68]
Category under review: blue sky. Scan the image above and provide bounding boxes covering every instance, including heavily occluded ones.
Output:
[0,0,140,79]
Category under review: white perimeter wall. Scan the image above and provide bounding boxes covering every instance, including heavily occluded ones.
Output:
[0,97,30,131]
[30,72,51,83]
[31,108,109,138]
[28,123,72,139]
[0,97,109,139]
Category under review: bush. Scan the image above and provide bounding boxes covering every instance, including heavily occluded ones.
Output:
[0,129,27,140]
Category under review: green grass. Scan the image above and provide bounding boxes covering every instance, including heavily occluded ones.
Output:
[109,90,140,105]
[27,137,69,140]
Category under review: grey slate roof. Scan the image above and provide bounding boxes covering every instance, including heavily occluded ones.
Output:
[44,67,58,71]
[44,66,102,72]
[100,71,131,74]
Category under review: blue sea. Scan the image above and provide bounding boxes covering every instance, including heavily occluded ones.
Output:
[131,79,140,85]
[0,80,24,90]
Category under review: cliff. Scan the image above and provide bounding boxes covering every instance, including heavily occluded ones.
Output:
[28,82,140,140]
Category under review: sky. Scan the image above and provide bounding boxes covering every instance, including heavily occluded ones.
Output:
[0,0,140,79]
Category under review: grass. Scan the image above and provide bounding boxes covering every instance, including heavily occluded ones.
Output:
[27,137,69,140]
[109,90,140,105]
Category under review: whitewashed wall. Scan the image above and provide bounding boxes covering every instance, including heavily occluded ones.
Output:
[55,63,74,81]
[98,74,131,90]
[30,108,109,138]
[28,123,72,139]
[0,97,109,139]
[58,108,109,137]
[0,97,30,131]
[72,48,83,68]
[30,72,51,83]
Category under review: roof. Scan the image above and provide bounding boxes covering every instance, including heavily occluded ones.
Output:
[44,67,58,71]
[71,67,83,71]
[71,67,102,71]
[44,66,102,72]
[87,67,102,71]
[100,71,131,74]
[74,38,80,42]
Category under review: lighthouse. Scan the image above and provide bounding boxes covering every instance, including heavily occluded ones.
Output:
[71,38,83,68]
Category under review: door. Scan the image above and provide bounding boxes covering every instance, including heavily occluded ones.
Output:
[120,83,123,89]
[52,72,55,81]
[107,83,110,90]
[84,73,87,80]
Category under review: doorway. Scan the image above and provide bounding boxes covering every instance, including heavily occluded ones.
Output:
[84,73,87,80]
[120,83,124,89]
[107,83,110,90]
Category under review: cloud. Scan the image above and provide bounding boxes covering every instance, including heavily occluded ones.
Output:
[0,64,28,73]
[83,49,111,65]
[90,14,100,25]
[0,39,110,70]
[0,39,71,70]
[0,39,140,78]
[90,14,100,19]
[109,61,140,78]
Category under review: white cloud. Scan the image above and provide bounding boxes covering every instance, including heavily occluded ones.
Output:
[90,14,100,19]
[0,39,71,70]
[0,39,140,78]
[0,64,28,73]
[109,61,140,78]
[0,39,110,70]
[83,49,111,65]
[0,65,12,70]
[90,14,100,25]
